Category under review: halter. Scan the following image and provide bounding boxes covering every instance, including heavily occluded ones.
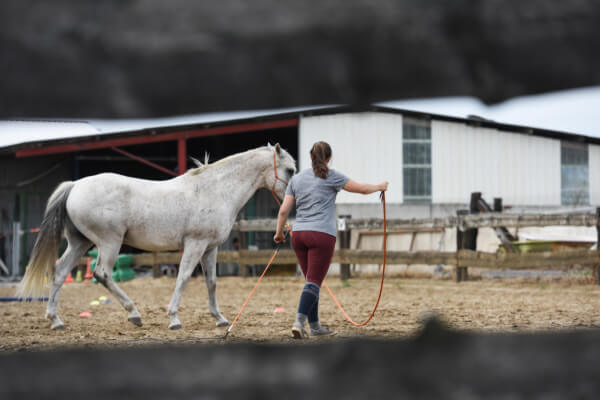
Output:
[270,150,289,206]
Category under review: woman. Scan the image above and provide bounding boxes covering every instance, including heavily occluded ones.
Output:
[274,141,388,339]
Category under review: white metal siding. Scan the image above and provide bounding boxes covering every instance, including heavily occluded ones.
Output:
[432,120,561,205]
[299,112,404,203]
[589,144,600,205]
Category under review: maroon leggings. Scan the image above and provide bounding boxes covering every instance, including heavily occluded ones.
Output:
[291,231,336,286]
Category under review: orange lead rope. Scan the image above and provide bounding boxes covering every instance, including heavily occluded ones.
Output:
[224,152,290,339]
[322,190,387,326]
[223,233,286,340]
[270,151,291,232]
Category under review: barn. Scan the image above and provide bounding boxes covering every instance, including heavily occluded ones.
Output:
[1,105,598,276]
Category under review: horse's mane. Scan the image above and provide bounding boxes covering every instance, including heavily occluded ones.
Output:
[187,146,272,176]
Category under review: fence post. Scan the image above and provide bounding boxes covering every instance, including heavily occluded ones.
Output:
[456,210,467,282]
[596,208,600,285]
[463,192,481,280]
[338,215,351,281]
[493,197,503,212]
[456,192,481,282]
[152,252,161,278]
[239,231,248,277]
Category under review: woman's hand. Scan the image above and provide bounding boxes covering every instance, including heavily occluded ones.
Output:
[274,194,294,244]
[273,231,286,243]
[379,181,389,192]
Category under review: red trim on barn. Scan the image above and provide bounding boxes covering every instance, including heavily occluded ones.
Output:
[15,119,299,158]
[177,138,187,176]
[111,146,178,177]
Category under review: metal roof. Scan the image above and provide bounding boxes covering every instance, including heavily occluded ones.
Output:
[0,105,339,154]
[379,86,600,139]
[2,91,600,156]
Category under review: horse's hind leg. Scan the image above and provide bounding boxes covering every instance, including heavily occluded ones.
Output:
[46,233,92,330]
[201,247,229,327]
[94,242,142,326]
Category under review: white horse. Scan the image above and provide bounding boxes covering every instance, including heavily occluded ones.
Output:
[17,144,296,330]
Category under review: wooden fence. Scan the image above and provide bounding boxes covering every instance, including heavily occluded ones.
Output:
[128,248,600,271]
[116,203,600,284]
[231,212,599,232]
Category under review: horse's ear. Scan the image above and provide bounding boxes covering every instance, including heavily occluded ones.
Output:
[189,156,203,168]
[267,142,273,149]
[275,143,281,155]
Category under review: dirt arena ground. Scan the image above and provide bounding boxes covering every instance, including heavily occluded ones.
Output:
[2,274,600,352]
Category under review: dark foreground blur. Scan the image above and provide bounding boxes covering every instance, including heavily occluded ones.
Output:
[1,317,599,399]
[1,0,600,117]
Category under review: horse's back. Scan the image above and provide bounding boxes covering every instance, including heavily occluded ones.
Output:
[78,172,171,187]
[65,172,192,249]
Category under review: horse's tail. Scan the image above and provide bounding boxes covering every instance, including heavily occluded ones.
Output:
[16,181,75,298]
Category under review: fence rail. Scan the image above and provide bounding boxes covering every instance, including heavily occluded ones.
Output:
[113,248,600,271]
[232,212,599,232]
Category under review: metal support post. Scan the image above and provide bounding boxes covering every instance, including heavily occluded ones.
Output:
[12,222,21,277]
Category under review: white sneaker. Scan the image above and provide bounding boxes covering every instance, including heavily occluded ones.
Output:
[291,321,309,339]
[310,325,336,337]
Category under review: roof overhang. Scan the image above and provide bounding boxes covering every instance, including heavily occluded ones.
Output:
[14,118,299,158]
[4,103,600,158]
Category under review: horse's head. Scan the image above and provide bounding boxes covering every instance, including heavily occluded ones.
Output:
[264,143,296,200]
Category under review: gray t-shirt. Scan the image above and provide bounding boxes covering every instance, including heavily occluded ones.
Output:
[285,168,349,237]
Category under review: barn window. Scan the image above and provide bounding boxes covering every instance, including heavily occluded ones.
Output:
[403,117,431,202]
[561,141,589,205]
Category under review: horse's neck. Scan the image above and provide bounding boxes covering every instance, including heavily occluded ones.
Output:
[196,150,269,219]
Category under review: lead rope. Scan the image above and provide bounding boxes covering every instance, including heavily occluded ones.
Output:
[322,190,387,326]
[223,152,290,340]
[270,151,288,207]
[270,151,292,232]
[223,230,287,340]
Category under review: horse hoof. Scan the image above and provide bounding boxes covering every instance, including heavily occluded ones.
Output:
[169,323,182,331]
[128,317,143,327]
[216,320,230,327]
[51,323,65,330]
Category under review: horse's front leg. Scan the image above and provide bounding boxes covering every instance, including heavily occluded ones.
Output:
[167,239,208,330]
[202,247,229,327]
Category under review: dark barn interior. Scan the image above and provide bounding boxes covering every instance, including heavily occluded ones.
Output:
[0,121,299,274]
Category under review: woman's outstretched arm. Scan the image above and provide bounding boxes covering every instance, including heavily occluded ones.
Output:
[343,179,388,195]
